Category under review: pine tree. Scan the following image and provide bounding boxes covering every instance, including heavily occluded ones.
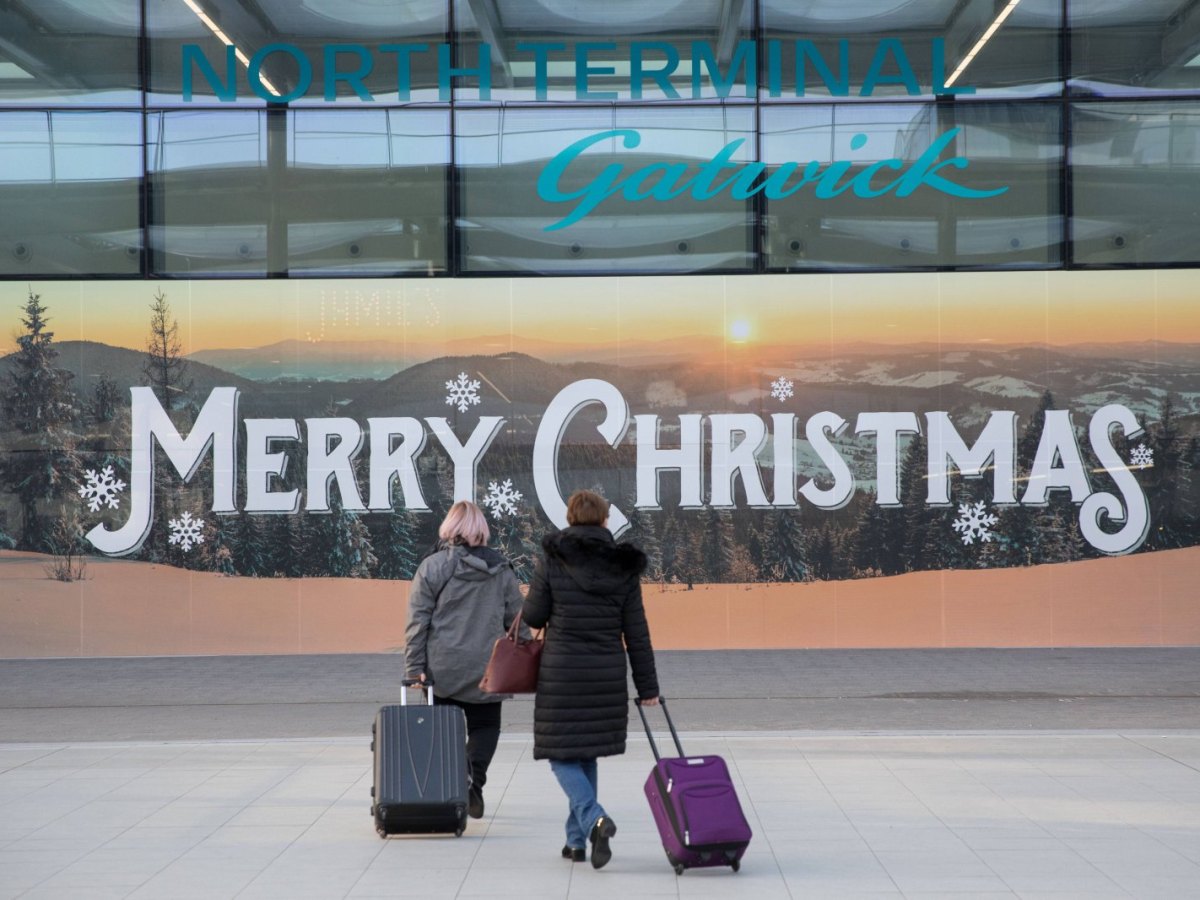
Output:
[808,523,838,580]
[998,390,1056,566]
[312,495,377,578]
[1,290,80,550]
[698,507,732,582]
[761,510,807,582]
[89,373,122,424]
[211,514,238,575]
[143,289,191,412]
[496,513,538,583]
[898,432,932,572]
[265,513,306,577]
[1145,395,1186,549]
[374,505,423,580]
[622,507,663,581]
[234,513,270,576]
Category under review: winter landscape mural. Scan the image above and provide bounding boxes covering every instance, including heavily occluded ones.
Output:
[1,271,1197,655]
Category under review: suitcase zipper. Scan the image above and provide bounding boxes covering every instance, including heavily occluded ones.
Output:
[654,768,686,844]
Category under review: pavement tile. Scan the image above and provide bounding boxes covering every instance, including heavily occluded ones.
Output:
[2,730,1199,898]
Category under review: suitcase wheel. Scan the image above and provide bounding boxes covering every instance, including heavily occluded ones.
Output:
[454,827,464,837]
[730,859,740,873]
[369,786,375,797]
[375,825,387,839]
[370,740,375,752]
[673,862,685,876]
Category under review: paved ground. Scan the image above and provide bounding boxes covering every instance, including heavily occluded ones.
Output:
[2,731,1200,899]
[2,649,1199,742]
[3,649,1200,898]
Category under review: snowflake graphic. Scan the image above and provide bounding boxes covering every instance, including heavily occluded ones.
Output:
[482,479,523,519]
[1129,443,1154,468]
[951,501,999,546]
[770,376,794,402]
[78,466,127,512]
[167,511,206,552]
[445,372,482,413]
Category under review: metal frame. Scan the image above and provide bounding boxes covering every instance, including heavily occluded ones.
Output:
[2,0,1200,281]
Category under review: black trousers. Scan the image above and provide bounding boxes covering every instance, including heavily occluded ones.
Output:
[438,697,502,790]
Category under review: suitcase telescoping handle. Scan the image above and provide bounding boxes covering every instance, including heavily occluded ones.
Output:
[400,678,434,706]
[635,696,685,761]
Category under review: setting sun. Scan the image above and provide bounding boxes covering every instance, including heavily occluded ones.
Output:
[730,319,751,341]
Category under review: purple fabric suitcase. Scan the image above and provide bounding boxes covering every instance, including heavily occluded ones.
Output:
[637,699,752,874]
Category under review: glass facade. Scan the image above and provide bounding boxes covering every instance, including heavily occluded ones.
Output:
[2,0,1200,277]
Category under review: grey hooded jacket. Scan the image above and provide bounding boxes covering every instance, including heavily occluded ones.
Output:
[404,543,525,704]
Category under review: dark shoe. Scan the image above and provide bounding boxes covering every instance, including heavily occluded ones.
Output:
[468,785,484,819]
[589,816,617,869]
[561,845,586,862]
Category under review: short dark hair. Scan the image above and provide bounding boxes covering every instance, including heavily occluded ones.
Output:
[566,489,609,526]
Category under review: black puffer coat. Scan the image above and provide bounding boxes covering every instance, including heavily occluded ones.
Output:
[522,525,659,761]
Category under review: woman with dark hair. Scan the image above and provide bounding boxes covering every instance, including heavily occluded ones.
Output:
[522,489,660,869]
[405,499,524,821]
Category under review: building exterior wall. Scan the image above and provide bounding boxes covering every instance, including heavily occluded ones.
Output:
[1,2,1198,653]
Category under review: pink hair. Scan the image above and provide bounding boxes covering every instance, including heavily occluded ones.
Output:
[438,500,490,547]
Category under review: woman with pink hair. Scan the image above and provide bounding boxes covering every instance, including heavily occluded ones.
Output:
[404,499,525,820]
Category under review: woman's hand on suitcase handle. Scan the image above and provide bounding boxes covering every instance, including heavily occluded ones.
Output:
[639,695,660,706]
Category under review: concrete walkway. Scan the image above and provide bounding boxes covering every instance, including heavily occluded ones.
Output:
[3,730,1200,899]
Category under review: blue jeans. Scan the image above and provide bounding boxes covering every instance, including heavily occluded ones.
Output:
[549,758,605,849]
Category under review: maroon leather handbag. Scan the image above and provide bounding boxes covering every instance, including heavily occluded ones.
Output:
[479,612,543,694]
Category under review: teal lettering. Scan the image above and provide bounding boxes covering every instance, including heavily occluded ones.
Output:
[249,44,311,103]
[861,38,921,96]
[932,38,975,95]
[621,162,692,201]
[324,44,373,101]
[762,161,823,199]
[796,40,848,97]
[766,40,782,98]
[631,42,681,99]
[894,128,1008,198]
[575,43,618,100]
[379,43,427,101]
[516,41,565,100]
[692,40,756,98]
[850,159,905,197]
[438,43,491,101]
[537,129,637,230]
[689,140,749,199]
[182,44,236,102]
[537,128,1008,230]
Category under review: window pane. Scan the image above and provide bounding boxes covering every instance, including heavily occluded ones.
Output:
[1071,0,1200,96]
[0,112,142,276]
[0,0,140,106]
[762,104,1062,269]
[761,0,1062,100]
[1072,102,1200,265]
[456,107,755,273]
[147,0,448,106]
[148,110,448,275]
[453,0,753,102]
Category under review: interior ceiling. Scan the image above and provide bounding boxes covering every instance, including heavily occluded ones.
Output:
[1,0,1199,89]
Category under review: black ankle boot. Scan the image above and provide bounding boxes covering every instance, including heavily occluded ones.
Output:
[468,785,484,819]
[589,816,617,869]
[561,845,586,862]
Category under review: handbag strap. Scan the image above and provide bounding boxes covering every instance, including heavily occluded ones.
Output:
[506,610,542,642]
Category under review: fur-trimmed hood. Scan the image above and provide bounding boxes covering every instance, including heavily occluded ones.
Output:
[541,525,647,593]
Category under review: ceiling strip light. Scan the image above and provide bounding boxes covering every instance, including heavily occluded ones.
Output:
[944,0,1024,88]
[180,0,281,97]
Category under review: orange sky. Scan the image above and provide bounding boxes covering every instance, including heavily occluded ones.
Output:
[3,270,1198,355]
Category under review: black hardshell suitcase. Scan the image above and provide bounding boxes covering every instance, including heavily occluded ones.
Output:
[370,681,469,837]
